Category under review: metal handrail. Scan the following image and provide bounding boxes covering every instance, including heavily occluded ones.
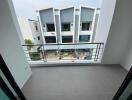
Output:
[22,42,104,46]
[22,42,104,62]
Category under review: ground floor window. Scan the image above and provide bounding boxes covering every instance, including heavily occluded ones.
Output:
[62,36,73,43]
[45,36,56,43]
[79,35,91,42]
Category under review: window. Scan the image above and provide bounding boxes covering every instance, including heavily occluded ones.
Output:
[79,35,90,42]
[46,24,55,32]
[82,22,92,31]
[35,25,38,31]
[61,23,70,31]
[45,36,56,43]
[62,36,73,43]
[37,36,40,40]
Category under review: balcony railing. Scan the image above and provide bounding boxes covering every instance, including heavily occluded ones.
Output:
[22,43,104,64]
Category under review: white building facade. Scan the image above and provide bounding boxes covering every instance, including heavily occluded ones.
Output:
[38,6,100,44]
[18,17,43,44]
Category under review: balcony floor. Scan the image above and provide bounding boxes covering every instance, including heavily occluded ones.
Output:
[22,64,127,100]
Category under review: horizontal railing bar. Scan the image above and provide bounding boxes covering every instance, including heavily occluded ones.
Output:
[22,42,104,46]
[22,42,104,63]
[23,48,104,51]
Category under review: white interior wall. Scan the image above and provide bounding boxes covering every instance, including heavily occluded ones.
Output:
[0,0,32,88]
[94,0,116,44]
[120,35,132,71]
[120,0,132,71]
[102,0,132,68]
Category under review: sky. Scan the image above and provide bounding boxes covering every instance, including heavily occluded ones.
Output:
[12,0,102,20]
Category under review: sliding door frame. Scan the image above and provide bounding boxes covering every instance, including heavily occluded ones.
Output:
[0,54,26,100]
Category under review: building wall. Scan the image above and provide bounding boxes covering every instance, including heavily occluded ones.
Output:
[40,8,54,23]
[0,0,32,88]
[92,9,100,42]
[60,8,74,23]
[28,20,43,44]
[60,7,75,41]
[74,14,79,43]
[18,16,34,42]
[39,7,98,44]
[81,7,94,22]
[39,8,57,43]
[55,14,61,43]
[102,0,132,69]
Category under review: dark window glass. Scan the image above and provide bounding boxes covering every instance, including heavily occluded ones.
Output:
[46,24,55,32]
[35,25,38,31]
[62,36,73,43]
[37,36,40,40]
[82,22,92,31]
[45,36,56,43]
[79,35,90,42]
[61,23,70,31]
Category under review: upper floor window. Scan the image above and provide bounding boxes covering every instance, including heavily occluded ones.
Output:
[61,23,70,31]
[46,24,55,32]
[37,36,40,40]
[35,25,38,32]
[81,22,92,31]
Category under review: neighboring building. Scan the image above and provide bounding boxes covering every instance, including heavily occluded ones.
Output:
[38,6,100,44]
[18,16,34,42]
[18,16,43,44]
[38,8,57,44]
[28,19,43,44]
[79,6,96,43]
[60,7,75,44]
[34,6,101,61]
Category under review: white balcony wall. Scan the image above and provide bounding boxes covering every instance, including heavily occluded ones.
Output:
[102,0,132,71]
[94,0,116,43]
[0,0,32,88]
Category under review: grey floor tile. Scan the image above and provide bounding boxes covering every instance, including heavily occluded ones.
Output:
[22,65,127,100]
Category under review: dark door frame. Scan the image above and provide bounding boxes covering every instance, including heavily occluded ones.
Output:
[0,54,26,100]
[113,67,132,100]
[0,76,17,100]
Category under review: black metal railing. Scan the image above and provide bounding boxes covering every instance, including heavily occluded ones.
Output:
[22,43,104,63]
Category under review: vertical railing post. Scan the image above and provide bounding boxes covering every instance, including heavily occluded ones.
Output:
[42,44,47,62]
[96,43,101,61]
[94,44,99,61]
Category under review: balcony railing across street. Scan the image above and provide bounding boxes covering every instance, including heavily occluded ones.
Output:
[22,43,104,63]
